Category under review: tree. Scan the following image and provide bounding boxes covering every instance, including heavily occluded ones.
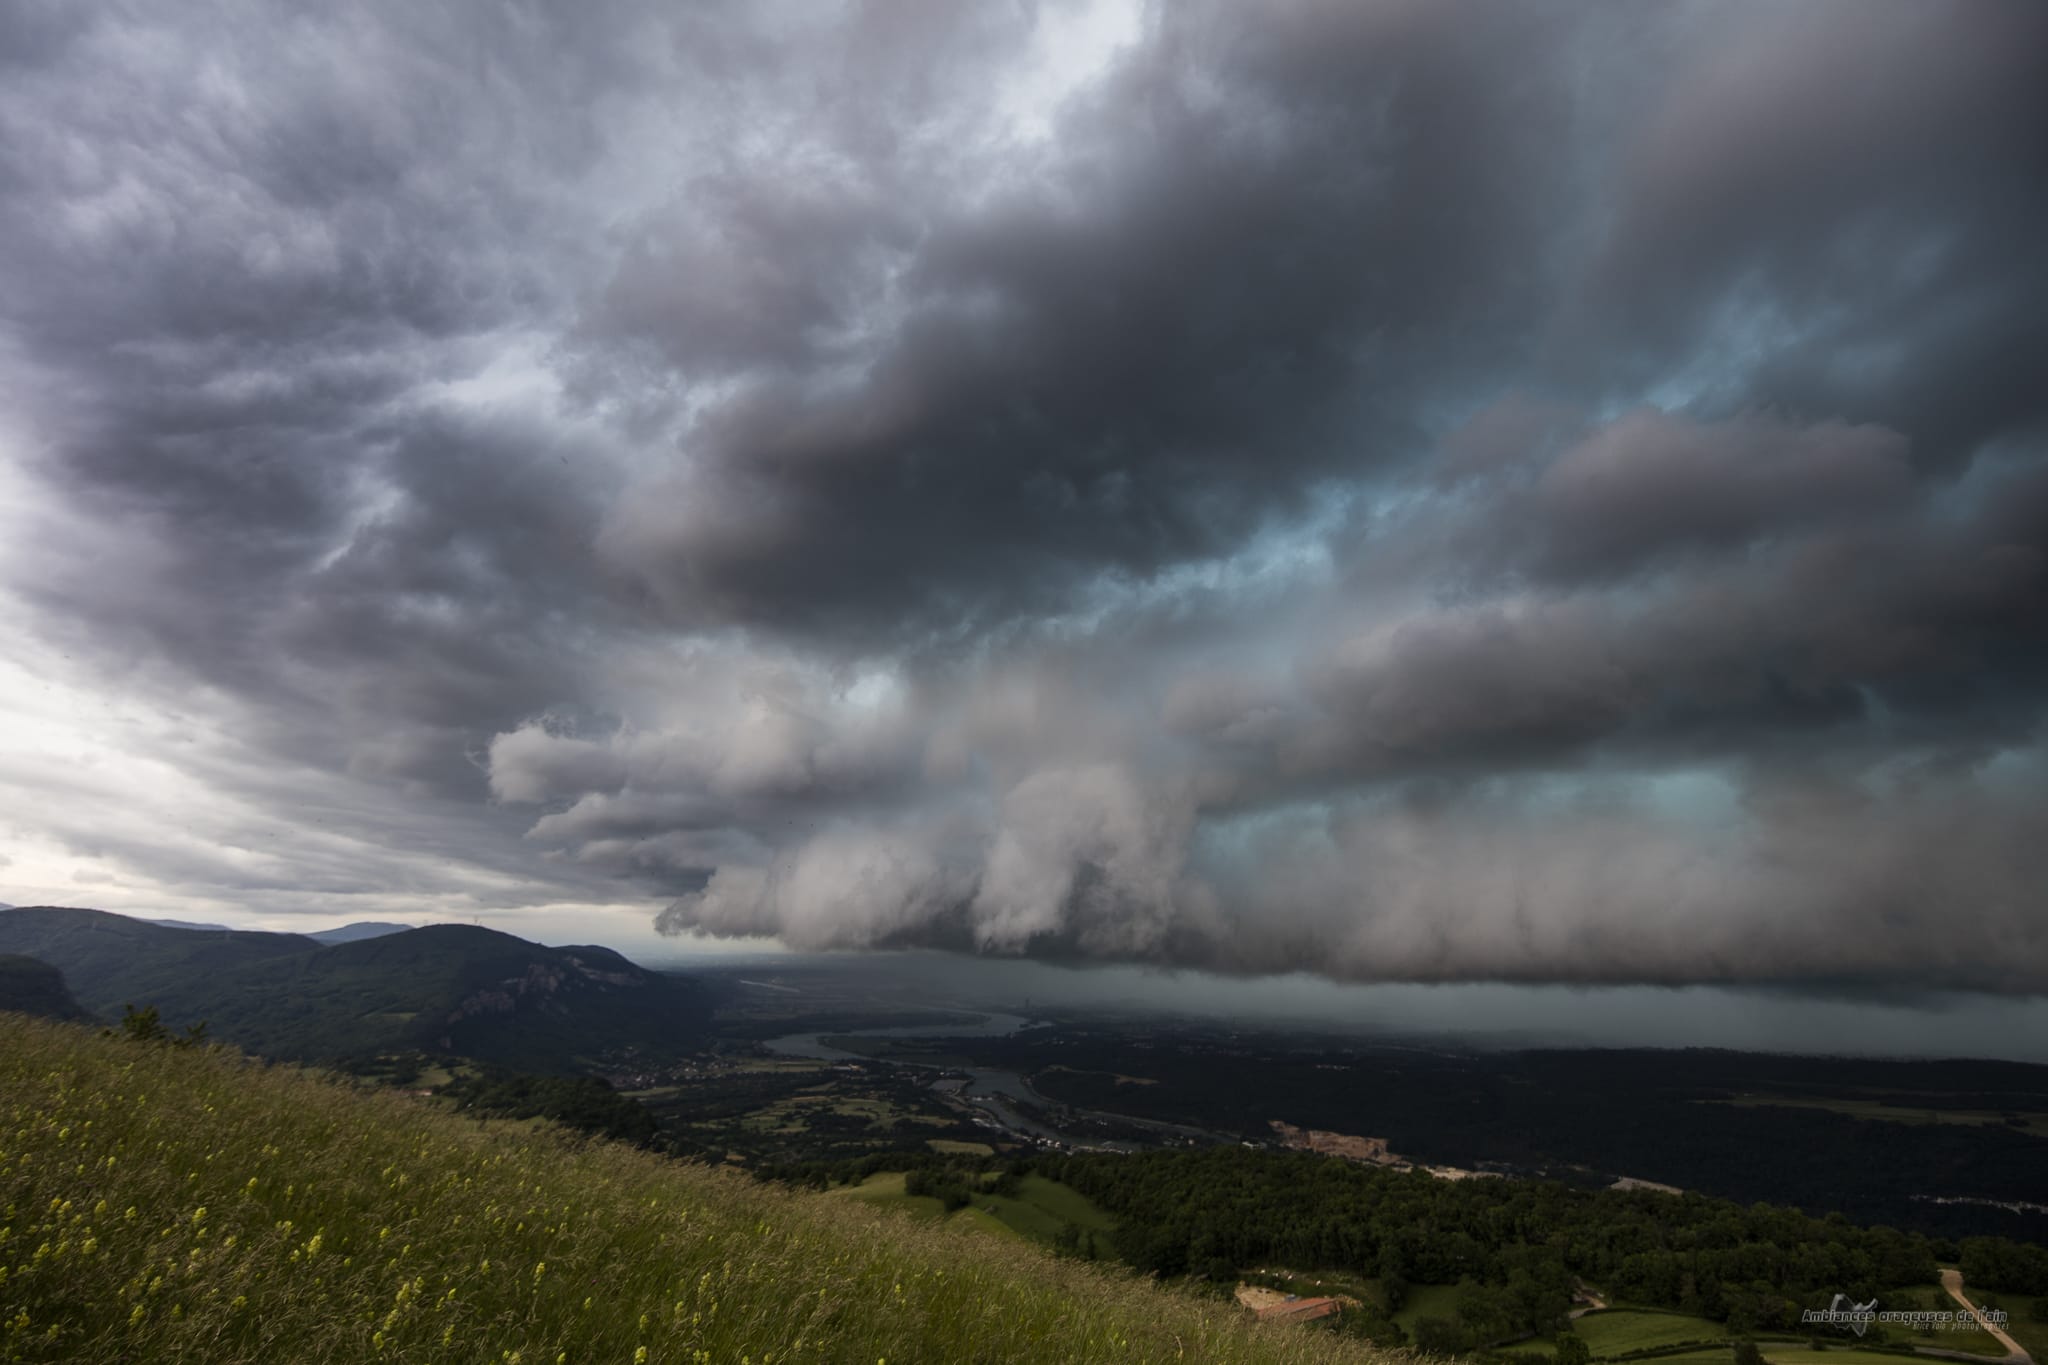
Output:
[1732,1339,1765,1365]
[1555,1333,1592,1365]
[1413,1318,1471,1356]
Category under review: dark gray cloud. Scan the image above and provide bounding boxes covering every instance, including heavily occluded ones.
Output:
[0,0,2042,991]
[590,0,1593,640]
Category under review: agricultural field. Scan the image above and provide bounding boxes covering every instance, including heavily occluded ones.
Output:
[1922,1319,2017,1357]
[1653,1352,1920,1365]
[626,1053,1000,1165]
[1572,1308,1729,1357]
[813,1036,982,1069]
[1994,1296,2048,1361]
[1877,1282,2015,1358]
[1701,1094,2048,1137]
[1040,1064,1162,1088]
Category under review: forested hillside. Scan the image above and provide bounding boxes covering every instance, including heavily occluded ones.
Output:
[0,908,707,1071]
[1041,1147,2048,1337]
[0,955,90,1022]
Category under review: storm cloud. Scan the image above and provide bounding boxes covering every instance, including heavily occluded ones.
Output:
[1,0,2043,990]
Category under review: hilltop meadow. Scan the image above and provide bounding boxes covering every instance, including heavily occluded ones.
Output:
[0,1015,1394,1365]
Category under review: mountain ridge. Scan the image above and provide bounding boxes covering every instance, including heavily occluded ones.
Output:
[0,905,705,1072]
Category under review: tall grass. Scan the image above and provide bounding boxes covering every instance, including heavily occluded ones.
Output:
[0,1017,1399,1365]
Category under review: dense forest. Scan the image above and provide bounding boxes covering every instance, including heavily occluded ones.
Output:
[773,1143,2048,1355]
[0,953,91,1021]
[1040,1148,2048,1333]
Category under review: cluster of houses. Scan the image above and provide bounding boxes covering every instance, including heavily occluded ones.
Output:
[1267,1119,1500,1181]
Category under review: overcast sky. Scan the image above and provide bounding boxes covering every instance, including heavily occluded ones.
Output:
[1,0,2044,995]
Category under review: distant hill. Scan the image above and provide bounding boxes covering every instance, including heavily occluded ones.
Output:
[307,920,410,945]
[245,923,711,1071]
[0,953,93,1022]
[0,907,319,1015]
[136,915,411,944]
[0,907,707,1072]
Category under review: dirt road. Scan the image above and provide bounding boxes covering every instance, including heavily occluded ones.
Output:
[1941,1267,2031,1362]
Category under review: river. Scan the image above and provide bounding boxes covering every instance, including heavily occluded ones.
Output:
[760,1011,1093,1145]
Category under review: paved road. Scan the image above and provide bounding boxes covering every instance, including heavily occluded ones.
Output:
[1941,1267,2032,1363]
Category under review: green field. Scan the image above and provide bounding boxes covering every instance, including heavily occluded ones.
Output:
[1899,1282,2016,1358]
[1928,1320,2019,1357]
[1654,1351,1919,1365]
[973,1174,1117,1245]
[1996,1296,2048,1362]
[826,1169,949,1218]
[1573,1308,1729,1357]
[1572,1297,2027,1365]
[928,1138,996,1155]
[0,1015,1393,1365]
[828,1170,1116,1251]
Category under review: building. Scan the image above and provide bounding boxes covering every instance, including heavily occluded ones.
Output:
[1256,1296,1341,1324]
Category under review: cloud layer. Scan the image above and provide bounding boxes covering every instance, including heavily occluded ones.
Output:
[1,0,2043,989]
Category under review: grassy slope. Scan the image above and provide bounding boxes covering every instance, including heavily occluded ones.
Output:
[0,1017,1395,1365]
[829,1170,948,1219]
